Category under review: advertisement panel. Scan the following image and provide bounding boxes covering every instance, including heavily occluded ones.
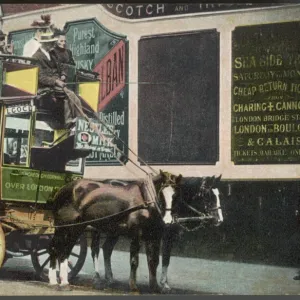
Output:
[232,21,300,164]
[64,18,128,165]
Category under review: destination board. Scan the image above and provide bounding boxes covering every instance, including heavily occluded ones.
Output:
[232,21,300,164]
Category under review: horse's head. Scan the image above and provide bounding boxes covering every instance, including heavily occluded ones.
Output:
[172,175,224,229]
[198,175,223,226]
[151,170,182,224]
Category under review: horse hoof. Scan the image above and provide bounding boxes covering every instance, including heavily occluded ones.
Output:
[161,286,172,294]
[130,290,140,295]
[104,278,115,287]
[104,282,114,290]
[93,274,104,290]
[129,286,140,294]
[56,284,72,291]
[150,285,162,294]
[93,281,105,290]
[105,276,114,284]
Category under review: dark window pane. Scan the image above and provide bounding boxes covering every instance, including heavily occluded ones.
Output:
[138,30,219,164]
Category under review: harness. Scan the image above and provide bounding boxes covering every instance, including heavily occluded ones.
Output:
[172,184,221,232]
[1,204,148,229]
[0,172,178,231]
[158,172,178,193]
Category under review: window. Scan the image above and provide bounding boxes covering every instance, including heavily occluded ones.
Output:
[138,30,220,164]
[3,112,31,166]
[33,113,55,147]
[33,112,84,174]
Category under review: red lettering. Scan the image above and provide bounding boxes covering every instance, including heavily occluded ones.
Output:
[93,40,126,111]
[118,45,124,84]
[100,65,105,101]
[112,52,118,89]
[106,59,111,96]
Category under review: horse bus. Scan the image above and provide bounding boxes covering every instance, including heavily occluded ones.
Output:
[0,53,101,279]
[1,2,300,294]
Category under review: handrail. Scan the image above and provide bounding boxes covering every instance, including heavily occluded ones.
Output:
[0,96,35,106]
[0,54,38,64]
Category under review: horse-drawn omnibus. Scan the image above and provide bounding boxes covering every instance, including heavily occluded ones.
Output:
[0,51,224,292]
[0,54,102,280]
[0,53,220,291]
[3,3,300,294]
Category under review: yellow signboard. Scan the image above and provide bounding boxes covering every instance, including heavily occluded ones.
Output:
[78,81,100,112]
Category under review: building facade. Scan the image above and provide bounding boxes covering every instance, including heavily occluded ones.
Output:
[1,3,300,265]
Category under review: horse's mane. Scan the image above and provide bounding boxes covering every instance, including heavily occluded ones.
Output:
[177,177,202,190]
[179,177,203,186]
[173,177,203,204]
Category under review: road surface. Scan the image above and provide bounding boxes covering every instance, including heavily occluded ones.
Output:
[1,248,300,295]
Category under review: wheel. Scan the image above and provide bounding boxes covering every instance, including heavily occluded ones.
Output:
[0,224,5,268]
[31,233,88,282]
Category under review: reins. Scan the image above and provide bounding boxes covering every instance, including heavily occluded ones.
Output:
[14,175,177,230]
[52,203,149,228]
[63,87,158,176]
[1,87,180,230]
[64,88,171,225]
[1,202,155,229]
[63,87,169,220]
[1,171,178,230]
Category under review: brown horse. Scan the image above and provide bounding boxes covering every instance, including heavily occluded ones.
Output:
[48,170,182,293]
[88,175,223,293]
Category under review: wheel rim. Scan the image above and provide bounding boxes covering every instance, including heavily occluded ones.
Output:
[0,224,5,268]
[31,233,87,282]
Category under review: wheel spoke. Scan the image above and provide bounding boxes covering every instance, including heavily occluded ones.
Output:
[70,252,80,258]
[36,249,48,256]
[68,261,74,271]
[40,256,50,270]
[31,234,87,282]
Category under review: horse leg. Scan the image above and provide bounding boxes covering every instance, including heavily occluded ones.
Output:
[103,235,119,287]
[91,230,102,289]
[48,252,58,286]
[58,257,72,290]
[48,228,71,286]
[48,229,63,286]
[129,234,141,293]
[160,225,175,293]
[145,237,161,293]
[57,227,85,291]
